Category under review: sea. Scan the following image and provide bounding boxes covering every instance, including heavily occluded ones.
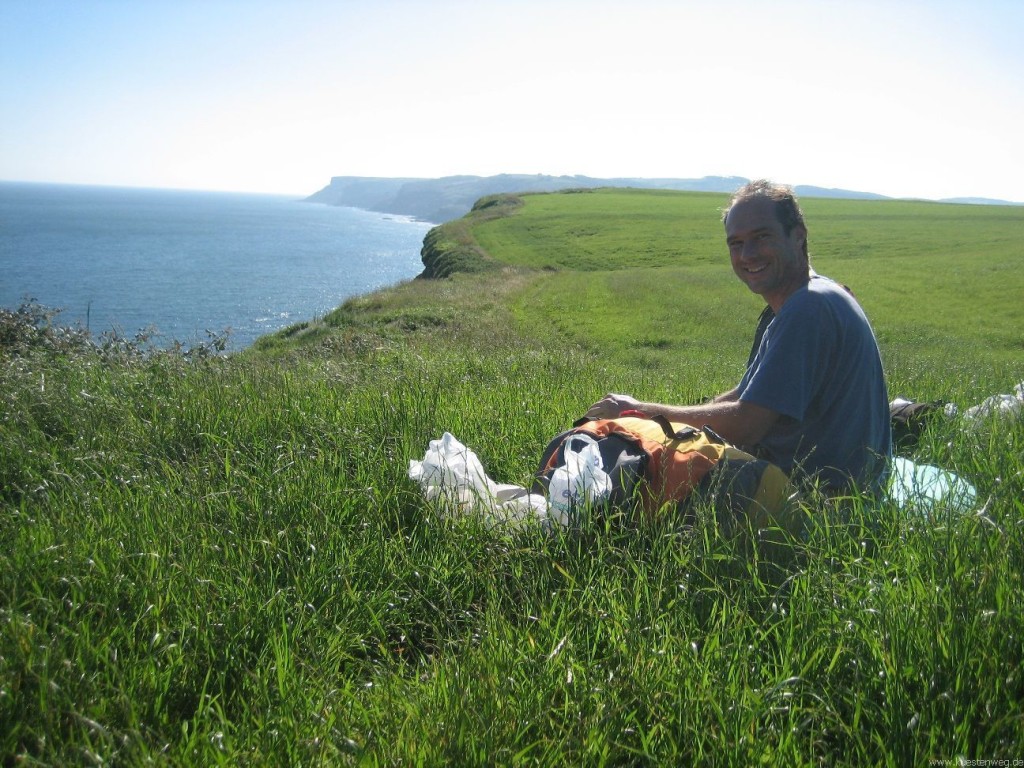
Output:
[0,181,435,351]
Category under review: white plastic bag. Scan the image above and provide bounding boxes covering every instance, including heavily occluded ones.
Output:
[408,432,493,506]
[408,433,552,526]
[960,380,1024,425]
[547,434,612,520]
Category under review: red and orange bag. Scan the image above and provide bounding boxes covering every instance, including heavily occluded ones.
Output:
[535,414,797,532]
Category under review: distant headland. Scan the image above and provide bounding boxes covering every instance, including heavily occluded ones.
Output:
[303,174,1017,224]
[304,174,881,223]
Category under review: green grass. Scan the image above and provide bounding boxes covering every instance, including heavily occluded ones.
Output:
[2,189,1023,765]
[472,189,1024,379]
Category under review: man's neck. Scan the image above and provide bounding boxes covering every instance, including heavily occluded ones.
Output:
[766,270,811,313]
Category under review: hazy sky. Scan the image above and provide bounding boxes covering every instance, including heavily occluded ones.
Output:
[2,0,1022,201]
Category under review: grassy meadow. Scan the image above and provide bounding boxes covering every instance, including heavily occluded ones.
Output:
[2,188,1023,765]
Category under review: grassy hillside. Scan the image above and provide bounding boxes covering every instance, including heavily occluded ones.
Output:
[471,188,1023,379]
[285,186,1023,396]
[2,189,1022,765]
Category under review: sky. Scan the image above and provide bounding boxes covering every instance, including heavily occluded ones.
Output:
[2,0,1022,202]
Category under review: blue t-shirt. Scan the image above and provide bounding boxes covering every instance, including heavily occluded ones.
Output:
[737,275,891,492]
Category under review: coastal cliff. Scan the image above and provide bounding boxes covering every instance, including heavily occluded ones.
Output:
[306,174,1010,228]
[416,194,523,278]
[305,173,751,224]
[306,174,899,280]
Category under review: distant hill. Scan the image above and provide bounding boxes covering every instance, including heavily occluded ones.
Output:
[305,174,1020,223]
[305,174,756,223]
[303,174,737,222]
[939,197,1020,206]
[791,185,890,201]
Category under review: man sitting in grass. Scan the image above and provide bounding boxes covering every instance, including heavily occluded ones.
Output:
[587,179,892,496]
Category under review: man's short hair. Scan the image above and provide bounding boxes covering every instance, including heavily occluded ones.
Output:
[722,179,806,236]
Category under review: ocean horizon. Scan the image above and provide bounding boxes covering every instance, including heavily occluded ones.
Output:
[0,181,435,351]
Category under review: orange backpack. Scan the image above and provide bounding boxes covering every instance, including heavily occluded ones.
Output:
[535,415,796,532]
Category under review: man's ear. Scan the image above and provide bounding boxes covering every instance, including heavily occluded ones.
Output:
[790,224,808,257]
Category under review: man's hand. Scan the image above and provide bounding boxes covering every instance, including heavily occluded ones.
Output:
[585,393,641,419]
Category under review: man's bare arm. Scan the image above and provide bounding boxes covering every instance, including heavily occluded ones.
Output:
[585,392,778,449]
[709,387,741,404]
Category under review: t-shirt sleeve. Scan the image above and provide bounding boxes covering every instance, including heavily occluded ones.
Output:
[737,293,835,421]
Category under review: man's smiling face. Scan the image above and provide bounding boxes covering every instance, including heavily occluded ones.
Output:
[725,196,808,312]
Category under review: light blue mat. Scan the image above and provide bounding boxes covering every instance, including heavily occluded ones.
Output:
[887,456,977,514]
